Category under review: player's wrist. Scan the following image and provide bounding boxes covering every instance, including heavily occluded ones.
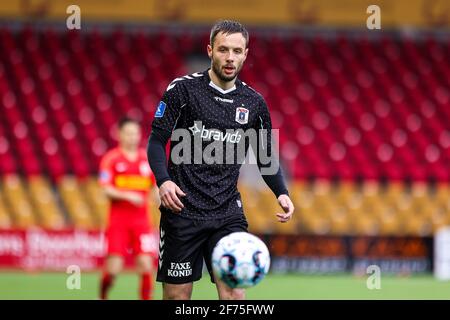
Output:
[157,178,172,188]
[277,193,290,201]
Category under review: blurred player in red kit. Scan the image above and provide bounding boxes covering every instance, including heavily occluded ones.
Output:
[98,117,158,300]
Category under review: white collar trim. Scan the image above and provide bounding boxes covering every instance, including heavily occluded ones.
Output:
[209,81,236,94]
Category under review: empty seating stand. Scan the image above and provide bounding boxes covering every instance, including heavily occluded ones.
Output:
[0,27,448,235]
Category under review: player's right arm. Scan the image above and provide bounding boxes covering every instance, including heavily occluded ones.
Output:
[98,152,144,207]
[147,80,187,213]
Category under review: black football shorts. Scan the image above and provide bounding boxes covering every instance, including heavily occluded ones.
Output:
[156,207,248,284]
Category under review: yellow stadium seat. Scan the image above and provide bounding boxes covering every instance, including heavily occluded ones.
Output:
[289,181,309,209]
[297,203,331,234]
[147,191,161,230]
[430,206,450,233]
[2,175,37,228]
[259,181,302,234]
[312,179,332,202]
[385,182,406,208]
[395,192,413,219]
[0,191,12,228]
[294,185,315,211]
[335,181,358,207]
[80,177,109,229]
[346,193,364,220]
[81,176,161,230]
[403,214,432,236]
[239,184,274,234]
[28,176,65,229]
[57,176,95,229]
[410,182,432,215]
[434,183,450,206]
[352,213,380,235]
[378,205,402,235]
[360,181,386,217]
[329,206,350,235]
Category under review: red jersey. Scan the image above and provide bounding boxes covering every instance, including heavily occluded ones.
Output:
[99,147,156,225]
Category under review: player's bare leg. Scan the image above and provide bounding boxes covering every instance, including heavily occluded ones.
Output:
[136,254,154,300]
[106,255,124,274]
[100,255,124,299]
[214,275,245,300]
[162,282,193,300]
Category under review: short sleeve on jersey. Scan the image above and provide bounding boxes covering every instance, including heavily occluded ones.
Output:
[98,152,115,186]
[152,81,186,133]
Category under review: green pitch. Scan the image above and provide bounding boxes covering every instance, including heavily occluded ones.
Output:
[0,271,448,300]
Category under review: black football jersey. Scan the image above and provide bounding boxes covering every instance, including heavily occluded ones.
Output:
[151,69,274,220]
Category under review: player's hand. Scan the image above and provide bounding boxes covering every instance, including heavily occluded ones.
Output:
[276,194,294,223]
[125,191,145,207]
[159,180,186,213]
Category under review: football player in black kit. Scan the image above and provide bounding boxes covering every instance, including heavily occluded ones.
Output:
[147,20,295,300]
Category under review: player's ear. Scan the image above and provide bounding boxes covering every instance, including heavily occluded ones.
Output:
[207,44,213,59]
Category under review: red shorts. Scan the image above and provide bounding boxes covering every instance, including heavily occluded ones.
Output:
[106,220,158,259]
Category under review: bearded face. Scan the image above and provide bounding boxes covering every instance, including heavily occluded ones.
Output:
[208,32,248,83]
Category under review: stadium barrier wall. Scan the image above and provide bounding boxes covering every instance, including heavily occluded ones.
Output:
[0,229,158,271]
[0,229,433,275]
[262,234,433,275]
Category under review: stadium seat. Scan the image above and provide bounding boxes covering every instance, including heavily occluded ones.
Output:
[0,191,12,229]
[79,177,108,228]
[2,175,37,228]
[57,176,95,229]
[28,176,65,229]
[239,184,275,234]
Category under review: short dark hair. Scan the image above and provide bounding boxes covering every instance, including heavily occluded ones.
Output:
[210,20,249,48]
[118,117,139,129]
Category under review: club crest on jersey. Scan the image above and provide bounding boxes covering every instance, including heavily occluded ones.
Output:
[139,162,151,176]
[116,162,127,172]
[235,107,249,124]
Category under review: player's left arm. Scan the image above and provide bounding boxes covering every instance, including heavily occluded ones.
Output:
[255,98,295,223]
[149,174,160,205]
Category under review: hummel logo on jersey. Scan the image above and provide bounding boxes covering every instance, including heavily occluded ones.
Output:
[166,83,177,91]
[214,96,234,103]
[189,122,242,144]
[159,228,165,269]
[166,72,204,91]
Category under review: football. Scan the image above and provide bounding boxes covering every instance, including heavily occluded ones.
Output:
[211,232,271,288]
